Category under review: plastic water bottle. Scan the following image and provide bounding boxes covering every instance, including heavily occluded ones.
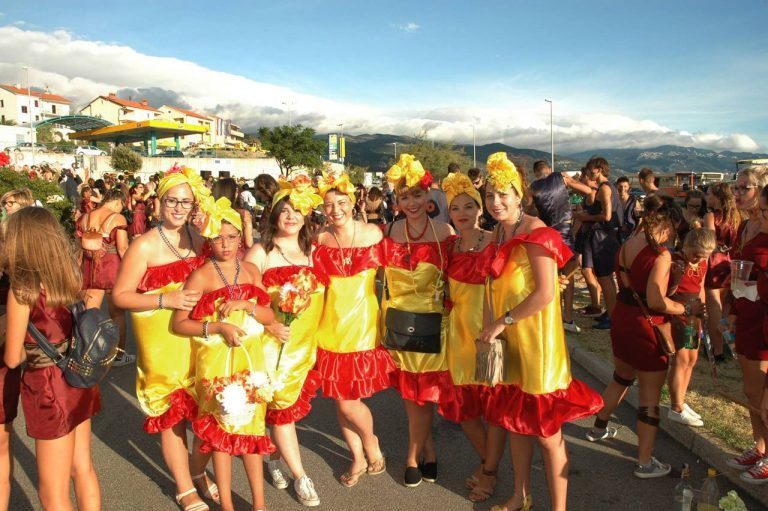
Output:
[719,319,737,360]
[696,468,719,511]
[682,318,697,350]
[673,463,693,511]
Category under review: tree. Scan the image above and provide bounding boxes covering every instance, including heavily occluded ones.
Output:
[36,125,54,144]
[258,124,326,177]
[111,146,143,173]
[346,164,368,185]
[401,132,472,181]
[0,118,16,126]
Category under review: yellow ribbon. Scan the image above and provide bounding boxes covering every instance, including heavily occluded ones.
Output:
[442,172,482,206]
[157,165,211,201]
[198,196,242,238]
[486,152,523,197]
[271,174,323,216]
[386,153,426,189]
[317,171,356,202]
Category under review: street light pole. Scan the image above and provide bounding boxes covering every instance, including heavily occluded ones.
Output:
[282,100,294,127]
[472,124,476,167]
[544,99,553,170]
[23,66,35,166]
[391,142,398,160]
[337,123,345,166]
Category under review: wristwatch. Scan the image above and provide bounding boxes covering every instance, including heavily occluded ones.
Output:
[504,310,516,325]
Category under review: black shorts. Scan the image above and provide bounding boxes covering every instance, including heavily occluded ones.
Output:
[586,228,620,278]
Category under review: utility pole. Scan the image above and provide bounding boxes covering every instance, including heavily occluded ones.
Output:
[23,66,35,166]
[544,99,554,170]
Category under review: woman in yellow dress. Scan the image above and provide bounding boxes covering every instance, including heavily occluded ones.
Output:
[245,174,324,507]
[313,171,394,487]
[437,172,499,502]
[173,197,277,511]
[478,153,603,511]
[382,155,455,488]
[113,166,218,511]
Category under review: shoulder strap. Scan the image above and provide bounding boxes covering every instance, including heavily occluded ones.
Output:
[99,212,119,232]
[26,322,68,368]
[619,245,657,322]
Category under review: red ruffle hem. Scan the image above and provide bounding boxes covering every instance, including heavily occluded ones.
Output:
[482,379,603,438]
[390,368,455,406]
[314,346,395,400]
[143,388,198,434]
[266,369,321,425]
[437,384,486,423]
[193,415,276,456]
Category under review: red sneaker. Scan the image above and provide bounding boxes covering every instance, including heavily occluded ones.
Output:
[741,457,768,484]
[726,446,764,471]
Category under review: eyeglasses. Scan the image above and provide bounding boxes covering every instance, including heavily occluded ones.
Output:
[2,201,18,207]
[733,185,756,194]
[210,233,241,246]
[162,197,195,210]
[686,203,702,210]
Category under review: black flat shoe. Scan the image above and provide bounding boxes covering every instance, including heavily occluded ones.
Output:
[421,461,438,483]
[404,466,422,488]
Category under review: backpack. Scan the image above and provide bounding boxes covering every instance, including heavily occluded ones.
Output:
[26,302,120,388]
[80,212,118,252]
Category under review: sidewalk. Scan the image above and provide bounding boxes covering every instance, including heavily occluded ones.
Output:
[567,335,768,508]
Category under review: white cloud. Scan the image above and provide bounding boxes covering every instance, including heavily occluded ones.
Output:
[0,26,760,155]
[394,22,420,33]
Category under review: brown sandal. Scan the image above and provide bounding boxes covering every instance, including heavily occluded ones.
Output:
[340,466,367,488]
[367,456,386,475]
[468,468,497,503]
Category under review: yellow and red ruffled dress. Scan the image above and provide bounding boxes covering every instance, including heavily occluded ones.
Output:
[262,265,325,425]
[132,257,204,433]
[189,284,275,455]
[486,227,602,437]
[313,243,395,400]
[382,238,454,406]
[438,243,496,422]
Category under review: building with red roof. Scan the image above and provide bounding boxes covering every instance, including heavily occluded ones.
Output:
[0,83,72,125]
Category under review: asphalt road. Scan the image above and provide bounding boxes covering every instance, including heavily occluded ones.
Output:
[8,344,763,510]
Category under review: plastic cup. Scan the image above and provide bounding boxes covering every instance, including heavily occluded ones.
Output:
[730,260,754,283]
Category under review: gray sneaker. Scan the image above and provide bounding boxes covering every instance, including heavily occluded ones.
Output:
[267,460,289,490]
[294,475,320,507]
[586,426,618,442]
[633,457,671,479]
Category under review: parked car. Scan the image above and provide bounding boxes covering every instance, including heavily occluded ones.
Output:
[194,149,217,158]
[75,145,108,156]
[154,150,185,158]
[4,142,48,154]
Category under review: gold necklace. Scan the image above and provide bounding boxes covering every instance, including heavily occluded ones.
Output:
[330,222,356,276]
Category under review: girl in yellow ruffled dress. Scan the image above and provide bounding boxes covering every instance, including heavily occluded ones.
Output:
[173,197,277,511]
[245,174,325,507]
[313,171,394,487]
[382,155,455,488]
[477,153,603,511]
[113,166,217,511]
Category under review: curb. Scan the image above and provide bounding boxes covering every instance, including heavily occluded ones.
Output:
[567,337,768,508]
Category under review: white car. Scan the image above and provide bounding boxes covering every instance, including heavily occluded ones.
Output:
[75,145,107,156]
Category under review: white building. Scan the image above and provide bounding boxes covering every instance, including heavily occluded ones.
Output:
[79,93,160,125]
[0,83,72,125]
[158,105,213,148]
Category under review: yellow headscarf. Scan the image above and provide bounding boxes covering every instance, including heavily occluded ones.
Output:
[486,152,523,197]
[271,174,323,216]
[317,171,356,202]
[156,164,211,201]
[442,172,482,206]
[198,196,242,238]
[386,153,431,189]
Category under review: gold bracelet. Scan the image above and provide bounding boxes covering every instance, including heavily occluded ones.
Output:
[203,321,209,339]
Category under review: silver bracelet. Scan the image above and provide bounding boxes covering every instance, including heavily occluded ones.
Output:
[158,294,164,310]
[203,321,209,339]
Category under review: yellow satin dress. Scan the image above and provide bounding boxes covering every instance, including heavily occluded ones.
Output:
[486,227,602,437]
[132,258,201,433]
[312,243,395,400]
[382,238,453,405]
[190,285,274,455]
[261,265,324,424]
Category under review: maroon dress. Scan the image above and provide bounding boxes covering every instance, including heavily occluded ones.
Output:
[82,225,126,290]
[731,224,768,361]
[611,245,670,371]
[129,199,148,237]
[704,210,737,289]
[21,293,101,439]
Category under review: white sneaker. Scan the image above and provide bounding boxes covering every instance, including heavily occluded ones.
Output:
[563,321,582,333]
[634,457,671,479]
[112,353,136,367]
[667,407,704,427]
[586,426,618,442]
[682,403,701,420]
[294,475,320,507]
[267,460,289,490]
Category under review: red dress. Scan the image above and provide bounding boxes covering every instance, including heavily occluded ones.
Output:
[669,255,707,349]
[611,245,670,371]
[129,199,148,237]
[21,293,101,439]
[705,210,736,289]
[82,225,126,290]
[732,225,768,361]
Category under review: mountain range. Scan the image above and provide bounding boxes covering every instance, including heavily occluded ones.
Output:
[334,134,768,176]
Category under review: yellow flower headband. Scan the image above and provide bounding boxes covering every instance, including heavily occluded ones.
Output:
[486,152,523,197]
[317,171,356,202]
[442,172,482,207]
[272,174,323,216]
[386,153,433,189]
[157,164,211,201]
[198,196,242,238]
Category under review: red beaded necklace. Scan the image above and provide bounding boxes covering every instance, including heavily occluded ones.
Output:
[405,217,429,241]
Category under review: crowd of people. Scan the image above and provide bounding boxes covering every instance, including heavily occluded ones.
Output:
[1,152,768,511]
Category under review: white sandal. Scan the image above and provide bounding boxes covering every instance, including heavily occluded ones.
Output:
[175,488,209,511]
[192,472,220,504]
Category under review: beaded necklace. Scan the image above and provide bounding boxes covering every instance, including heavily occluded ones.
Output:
[457,229,485,253]
[158,223,194,261]
[210,257,241,299]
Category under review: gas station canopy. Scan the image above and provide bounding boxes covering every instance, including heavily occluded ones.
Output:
[67,120,208,155]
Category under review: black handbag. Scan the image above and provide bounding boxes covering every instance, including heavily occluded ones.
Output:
[26,301,120,388]
[383,308,442,353]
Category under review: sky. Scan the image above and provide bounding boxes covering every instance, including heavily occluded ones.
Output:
[0,0,766,154]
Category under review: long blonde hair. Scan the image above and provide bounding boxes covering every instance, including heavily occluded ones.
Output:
[2,207,82,307]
